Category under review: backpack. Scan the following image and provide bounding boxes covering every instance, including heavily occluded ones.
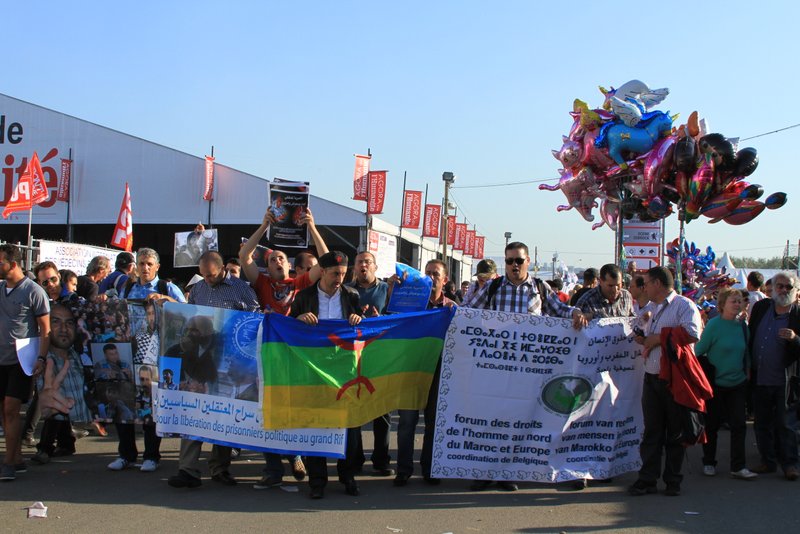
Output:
[121,277,169,299]
[484,275,547,311]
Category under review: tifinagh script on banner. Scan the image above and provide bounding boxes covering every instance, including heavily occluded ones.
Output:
[431,308,645,482]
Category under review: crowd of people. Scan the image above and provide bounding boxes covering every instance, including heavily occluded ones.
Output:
[1,208,798,501]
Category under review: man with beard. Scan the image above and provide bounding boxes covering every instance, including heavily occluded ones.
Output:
[749,272,800,480]
[290,251,363,499]
[31,304,92,464]
[168,251,258,489]
[132,300,159,365]
[347,251,393,477]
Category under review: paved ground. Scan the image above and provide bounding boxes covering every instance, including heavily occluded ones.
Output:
[2,419,799,533]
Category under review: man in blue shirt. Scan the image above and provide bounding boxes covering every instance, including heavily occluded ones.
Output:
[98,252,135,296]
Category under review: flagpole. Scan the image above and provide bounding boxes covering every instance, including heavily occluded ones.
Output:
[421,184,428,270]
[207,146,214,228]
[26,201,33,271]
[398,170,407,264]
[364,148,371,250]
[66,148,73,242]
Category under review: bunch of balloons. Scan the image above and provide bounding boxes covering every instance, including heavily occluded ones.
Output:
[541,80,787,230]
[665,239,737,301]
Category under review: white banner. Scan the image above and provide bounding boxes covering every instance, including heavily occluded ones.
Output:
[432,308,644,482]
[368,229,397,279]
[38,239,120,274]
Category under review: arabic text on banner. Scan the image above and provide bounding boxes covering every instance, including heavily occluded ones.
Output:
[431,308,644,482]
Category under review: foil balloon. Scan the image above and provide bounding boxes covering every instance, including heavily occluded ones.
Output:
[595,112,674,166]
[734,147,759,177]
[539,168,599,222]
[765,191,787,209]
[643,136,676,198]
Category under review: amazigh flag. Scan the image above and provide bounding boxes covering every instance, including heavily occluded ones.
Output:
[261,308,454,429]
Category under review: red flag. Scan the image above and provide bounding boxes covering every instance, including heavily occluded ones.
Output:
[422,204,441,237]
[474,236,485,259]
[465,230,476,256]
[203,155,215,201]
[454,223,467,250]
[367,170,387,214]
[56,158,72,202]
[110,183,133,252]
[353,154,371,201]
[401,190,422,228]
[446,215,456,245]
[2,151,49,219]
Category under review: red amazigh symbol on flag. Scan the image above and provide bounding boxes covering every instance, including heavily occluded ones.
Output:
[401,190,422,228]
[110,183,133,252]
[203,155,215,201]
[353,154,371,201]
[2,151,49,219]
[329,329,387,400]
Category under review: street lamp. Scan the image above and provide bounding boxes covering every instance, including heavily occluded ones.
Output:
[441,172,456,263]
[504,232,512,248]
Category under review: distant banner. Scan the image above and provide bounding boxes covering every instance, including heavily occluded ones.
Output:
[368,229,397,279]
[367,170,387,214]
[474,236,485,259]
[465,230,476,256]
[401,190,422,228]
[203,155,215,201]
[267,180,310,248]
[154,303,345,457]
[431,309,644,482]
[57,158,72,202]
[454,223,467,250]
[38,239,120,274]
[174,229,219,268]
[353,154,370,201]
[445,215,456,245]
[422,204,441,238]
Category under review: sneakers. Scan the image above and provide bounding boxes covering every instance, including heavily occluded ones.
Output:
[140,460,158,472]
[14,462,28,474]
[31,451,51,465]
[254,476,282,489]
[628,480,657,496]
[168,470,202,488]
[731,468,758,480]
[498,481,518,491]
[22,435,37,448]
[703,465,716,477]
[292,457,307,481]
[107,458,131,471]
[0,464,15,482]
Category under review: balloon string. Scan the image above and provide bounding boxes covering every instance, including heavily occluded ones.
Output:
[741,122,800,141]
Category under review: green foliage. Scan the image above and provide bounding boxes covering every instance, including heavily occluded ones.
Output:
[730,256,799,269]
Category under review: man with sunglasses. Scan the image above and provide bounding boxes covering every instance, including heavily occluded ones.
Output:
[34,262,64,302]
[467,242,587,491]
[748,271,800,481]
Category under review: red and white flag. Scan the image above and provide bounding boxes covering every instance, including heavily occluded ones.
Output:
[2,151,49,219]
[454,223,467,250]
[203,155,215,201]
[422,204,441,237]
[367,170,387,214]
[401,190,422,228]
[442,215,456,245]
[56,158,72,202]
[473,236,485,259]
[353,154,371,201]
[465,230,476,256]
[110,183,133,252]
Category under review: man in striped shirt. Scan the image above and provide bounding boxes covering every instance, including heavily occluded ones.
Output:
[467,242,587,491]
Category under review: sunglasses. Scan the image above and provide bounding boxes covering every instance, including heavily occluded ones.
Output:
[39,276,60,286]
[505,258,526,266]
[775,283,794,291]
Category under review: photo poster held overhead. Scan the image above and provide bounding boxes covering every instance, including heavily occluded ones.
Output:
[60,298,139,423]
[240,238,271,271]
[153,302,345,457]
[267,179,310,249]
[174,229,219,268]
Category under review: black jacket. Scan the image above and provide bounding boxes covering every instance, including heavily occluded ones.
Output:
[748,298,800,369]
[290,282,363,320]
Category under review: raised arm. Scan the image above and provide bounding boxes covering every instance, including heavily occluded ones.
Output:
[240,211,275,284]
[303,208,328,283]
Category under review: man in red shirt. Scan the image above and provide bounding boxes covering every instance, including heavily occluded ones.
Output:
[238,206,329,489]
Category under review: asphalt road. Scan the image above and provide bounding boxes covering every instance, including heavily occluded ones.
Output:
[2,419,799,533]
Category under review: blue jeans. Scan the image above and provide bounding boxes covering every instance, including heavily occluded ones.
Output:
[396,358,441,478]
[753,385,799,469]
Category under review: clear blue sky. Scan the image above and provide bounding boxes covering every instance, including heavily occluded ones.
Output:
[5,1,798,267]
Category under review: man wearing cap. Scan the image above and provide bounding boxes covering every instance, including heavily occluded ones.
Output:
[98,252,136,297]
[290,251,364,499]
[461,259,498,307]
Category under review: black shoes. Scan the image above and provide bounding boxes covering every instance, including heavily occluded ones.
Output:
[664,484,681,496]
[393,473,411,487]
[372,466,396,477]
[343,479,360,496]
[310,487,324,499]
[211,471,238,486]
[424,476,441,486]
[628,480,657,496]
[168,470,202,488]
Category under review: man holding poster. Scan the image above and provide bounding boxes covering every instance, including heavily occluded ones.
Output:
[466,241,587,491]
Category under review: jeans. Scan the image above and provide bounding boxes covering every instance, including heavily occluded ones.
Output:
[702,382,747,471]
[396,359,441,478]
[116,422,161,463]
[638,373,684,486]
[753,385,799,469]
